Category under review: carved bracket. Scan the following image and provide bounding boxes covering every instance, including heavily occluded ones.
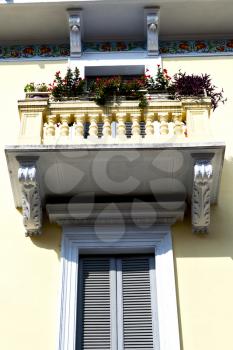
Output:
[192,157,213,233]
[68,9,82,57]
[17,157,42,236]
[145,8,160,56]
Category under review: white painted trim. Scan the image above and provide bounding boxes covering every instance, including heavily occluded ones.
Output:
[156,234,180,350]
[110,258,117,350]
[58,224,180,350]
[116,258,124,350]
[150,255,160,350]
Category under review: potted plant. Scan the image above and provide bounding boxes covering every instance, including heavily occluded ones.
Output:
[48,67,86,101]
[171,71,226,110]
[24,82,50,98]
[145,65,173,99]
[89,75,147,107]
[89,76,122,105]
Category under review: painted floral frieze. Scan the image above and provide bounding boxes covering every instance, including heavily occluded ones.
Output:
[160,39,233,55]
[0,45,70,59]
[0,39,233,59]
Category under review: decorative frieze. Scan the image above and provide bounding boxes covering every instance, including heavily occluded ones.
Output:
[17,157,42,236]
[192,157,213,233]
[0,39,233,60]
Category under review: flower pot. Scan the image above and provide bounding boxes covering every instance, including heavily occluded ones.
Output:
[25,91,50,99]
[148,92,173,100]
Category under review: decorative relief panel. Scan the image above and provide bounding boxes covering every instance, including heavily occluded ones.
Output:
[68,10,82,57]
[17,158,42,236]
[146,8,160,56]
[192,159,213,233]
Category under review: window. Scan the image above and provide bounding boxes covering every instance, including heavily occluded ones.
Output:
[76,255,159,350]
[58,226,180,350]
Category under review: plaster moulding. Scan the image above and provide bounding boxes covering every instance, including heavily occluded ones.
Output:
[46,201,185,227]
[67,9,83,57]
[17,157,42,236]
[192,154,214,233]
[144,7,160,56]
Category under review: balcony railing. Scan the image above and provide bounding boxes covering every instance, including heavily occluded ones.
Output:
[17,97,212,145]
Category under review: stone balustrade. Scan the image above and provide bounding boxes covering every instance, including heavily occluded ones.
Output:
[17,97,212,145]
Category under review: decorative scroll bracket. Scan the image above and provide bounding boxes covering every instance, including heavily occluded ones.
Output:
[192,155,214,233]
[67,9,82,57]
[17,157,42,237]
[145,8,160,56]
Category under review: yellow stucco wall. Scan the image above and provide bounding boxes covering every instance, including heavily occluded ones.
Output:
[164,57,233,350]
[0,61,67,350]
[0,57,233,350]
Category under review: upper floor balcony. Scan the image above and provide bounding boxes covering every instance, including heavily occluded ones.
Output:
[5,92,225,237]
[17,95,213,146]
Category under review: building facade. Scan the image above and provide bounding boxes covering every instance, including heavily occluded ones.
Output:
[1,1,233,350]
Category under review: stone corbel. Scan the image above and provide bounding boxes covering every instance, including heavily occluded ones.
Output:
[192,155,214,233]
[67,9,82,57]
[17,157,42,236]
[145,8,160,56]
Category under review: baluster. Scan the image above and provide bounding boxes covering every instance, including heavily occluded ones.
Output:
[145,112,154,139]
[102,115,112,138]
[116,112,127,141]
[74,113,85,141]
[172,113,185,137]
[88,113,99,140]
[60,114,71,137]
[159,113,169,135]
[43,114,57,144]
[131,113,141,140]
[46,114,57,136]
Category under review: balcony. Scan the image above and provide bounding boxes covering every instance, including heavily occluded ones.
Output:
[5,96,225,236]
[17,96,213,145]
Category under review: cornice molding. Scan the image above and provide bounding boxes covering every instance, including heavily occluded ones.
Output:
[47,201,185,227]
[17,157,42,236]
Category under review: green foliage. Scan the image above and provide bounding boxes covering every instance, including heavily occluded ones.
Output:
[24,66,225,111]
[145,65,172,92]
[49,67,85,100]
[89,76,147,107]
[24,82,48,92]
[171,71,226,110]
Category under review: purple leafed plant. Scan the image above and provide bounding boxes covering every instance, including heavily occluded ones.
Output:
[172,71,226,110]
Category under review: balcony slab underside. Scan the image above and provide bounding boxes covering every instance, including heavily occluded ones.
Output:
[5,142,225,233]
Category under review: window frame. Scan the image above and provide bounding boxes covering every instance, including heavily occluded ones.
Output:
[57,224,180,350]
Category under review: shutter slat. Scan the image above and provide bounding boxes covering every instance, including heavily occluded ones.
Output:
[79,258,111,350]
[122,257,154,350]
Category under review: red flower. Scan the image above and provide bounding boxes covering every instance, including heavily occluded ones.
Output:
[157,64,160,67]
[56,71,61,75]
[163,69,168,74]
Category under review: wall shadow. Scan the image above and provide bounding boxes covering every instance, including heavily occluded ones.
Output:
[30,212,62,260]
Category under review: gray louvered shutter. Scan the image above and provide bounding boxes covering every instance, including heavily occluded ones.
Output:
[77,257,112,350]
[121,256,155,350]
